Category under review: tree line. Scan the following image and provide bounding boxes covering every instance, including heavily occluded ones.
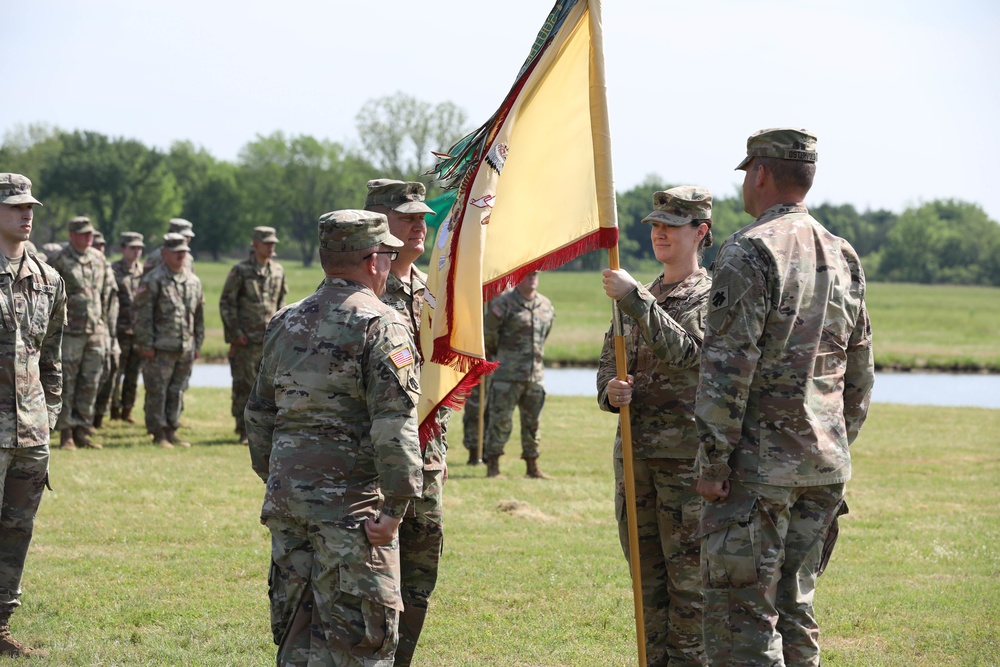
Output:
[3,101,999,284]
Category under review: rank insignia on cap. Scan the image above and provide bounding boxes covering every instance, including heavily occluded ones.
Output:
[389,345,414,368]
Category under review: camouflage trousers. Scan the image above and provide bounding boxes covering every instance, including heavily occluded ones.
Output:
[56,332,107,430]
[483,380,545,460]
[142,349,195,435]
[230,342,263,436]
[266,515,403,667]
[0,446,48,616]
[614,456,705,667]
[699,481,847,667]
[112,335,144,414]
[94,336,119,420]
[394,467,445,667]
[461,378,490,454]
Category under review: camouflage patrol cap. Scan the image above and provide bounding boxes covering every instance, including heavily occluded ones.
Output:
[318,210,404,251]
[69,216,96,234]
[168,218,196,238]
[252,226,280,243]
[92,231,106,246]
[0,173,43,206]
[365,179,435,214]
[119,231,145,248]
[641,186,713,226]
[736,128,818,170]
[162,232,190,253]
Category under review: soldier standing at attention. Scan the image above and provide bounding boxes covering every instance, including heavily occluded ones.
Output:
[0,174,65,658]
[144,218,195,273]
[246,210,422,666]
[90,232,119,429]
[365,178,447,667]
[598,186,714,666]
[482,271,555,479]
[48,216,114,450]
[219,226,287,445]
[134,233,205,449]
[109,232,145,423]
[694,129,875,667]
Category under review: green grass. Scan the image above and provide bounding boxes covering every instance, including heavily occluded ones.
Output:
[186,259,1000,370]
[8,391,999,665]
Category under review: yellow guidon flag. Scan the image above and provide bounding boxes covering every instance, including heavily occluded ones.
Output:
[418,0,618,442]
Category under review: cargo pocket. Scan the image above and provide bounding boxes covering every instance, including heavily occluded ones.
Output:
[699,491,760,589]
[817,498,849,577]
[339,562,404,662]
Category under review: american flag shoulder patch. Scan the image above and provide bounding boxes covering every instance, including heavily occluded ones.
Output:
[389,345,414,369]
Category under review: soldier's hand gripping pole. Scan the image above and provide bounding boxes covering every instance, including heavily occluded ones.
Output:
[609,245,647,667]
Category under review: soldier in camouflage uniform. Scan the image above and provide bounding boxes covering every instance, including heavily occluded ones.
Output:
[219,226,287,445]
[90,231,120,429]
[597,186,714,667]
[109,232,145,423]
[48,216,115,450]
[482,272,555,478]
[134,233,205,448]
[143,218,195,273]
[694,129,875,667]
[461,374,488,465]
[0,174,65,658]
[246,209,422,667]
[366,179,449,667]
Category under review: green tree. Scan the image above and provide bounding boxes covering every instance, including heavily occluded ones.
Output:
[0,123,74,243]
[166,141,244,259]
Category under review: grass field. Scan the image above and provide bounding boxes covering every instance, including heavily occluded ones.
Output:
[6,390,998,666]
[189,258,1000,371]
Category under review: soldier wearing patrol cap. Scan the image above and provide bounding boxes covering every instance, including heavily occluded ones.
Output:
[246,209,422,666]
[365,178,448,667]
[144,218,195,273]
[598,185,714,666]
[0,174,65,658]
[695,129,875,667]
[110,232,146,423]
[134,233,205,448]
[89,232,121,430]
[219,226,287,444]
[48,216,115,449]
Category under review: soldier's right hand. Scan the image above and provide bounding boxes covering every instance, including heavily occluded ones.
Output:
[365,514,401,547]
[139,347,156,360]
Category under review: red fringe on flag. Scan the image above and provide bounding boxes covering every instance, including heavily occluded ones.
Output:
[417,362,494,445]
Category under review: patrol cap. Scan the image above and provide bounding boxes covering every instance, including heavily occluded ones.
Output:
[92,231,106,246]
[120,231,145,248]
[168,218,196,238]
[318,210,404,251]
[162,232,190,253]
[641,186,713,226]
[0,173,43,206]
[736,128,818,170]
[69,216,96,234]
[253,226,280,243]
[365,179,435,214]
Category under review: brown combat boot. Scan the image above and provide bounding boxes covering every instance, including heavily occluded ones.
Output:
[525,457,553,480]
[485,456,503,478]
[93,413,104,429]
[73,426,102,449]
[0,614,47,658]
[152,430,173,448]
[110,405,121,420]
[166,429,191,448]
[59,429,77,451]
[121,408,136,424]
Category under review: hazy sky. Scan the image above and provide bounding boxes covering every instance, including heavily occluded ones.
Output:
[5,0,999,220]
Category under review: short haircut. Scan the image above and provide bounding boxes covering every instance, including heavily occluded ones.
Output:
[319,245,377,273]
[755,157,815,193]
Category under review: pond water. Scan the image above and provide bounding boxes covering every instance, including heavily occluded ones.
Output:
[183,365,1000,410]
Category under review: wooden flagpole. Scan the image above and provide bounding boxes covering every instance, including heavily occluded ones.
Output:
[608,245,647,666]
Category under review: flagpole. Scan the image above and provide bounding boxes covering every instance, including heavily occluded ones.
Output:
[608,245,647,667]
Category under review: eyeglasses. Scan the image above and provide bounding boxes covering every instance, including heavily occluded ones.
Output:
[364,250,399,261]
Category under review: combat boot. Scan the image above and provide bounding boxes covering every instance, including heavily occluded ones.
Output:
[73,426,102,449]
[121,408,136,424]
[0,614,47,658]
[485,456,503,478]
[166,429,191,448]
[525,457,553,480]
[152,430,173,448]
[110,405,121,420]
[93,413,104,429]
[59,429,77,451]
[467,450,482,466]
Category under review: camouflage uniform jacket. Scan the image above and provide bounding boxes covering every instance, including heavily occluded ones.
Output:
[597,268,711,460]
[246,277,423,524]
[103,259,119,343]
[381,266,449,469]
[133,264,205,354]
[219,256,288,344]
[695,203,875,487]
[484,289,555,383]
[48,244,112,336]
[112,259,143,337]
[0,252,66,448]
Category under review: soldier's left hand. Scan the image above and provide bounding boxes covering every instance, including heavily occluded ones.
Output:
[602,269,639,300]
